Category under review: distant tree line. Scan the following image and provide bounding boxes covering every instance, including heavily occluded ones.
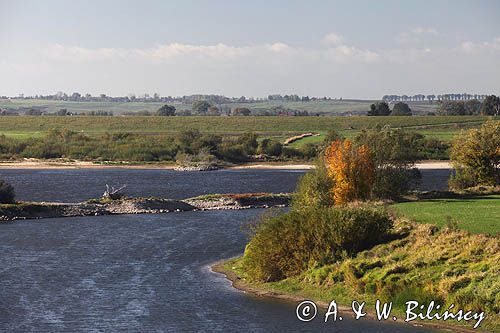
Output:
[153,104,312,117]
[436,96,499,116]
[382,93,493,103]
[6,92,344,104]
[0,108,114,116]
[5,91,495,106]
[371,95,499,116]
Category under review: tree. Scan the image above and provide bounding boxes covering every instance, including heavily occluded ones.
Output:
[354,127,421,197]
[25,108,43,116]
[0,179,15,203]
[232,107,251,116]
[292,160,335,209]
[175,129,202,153]
[464,100,482,115]
[321,130,343,150]
[391,102,412,116]
[192,100,211,114]
[207,106,221,116]
[437,100,467,115]
[325,139,374,205]
[449,120,500,189]
[157,104,176,116]
[56,108,69,116]
[480,95,500,116]
[237,132,259,154]
[368,102,390,116]
[258,138,283,156]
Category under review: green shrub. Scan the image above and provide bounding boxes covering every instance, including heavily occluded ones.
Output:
[372,166,421,198]
[237,132,259,155]
[281,146,304,159]
[0,179,15,204]
[449,119,500,189]
[416,137,450,160]
[216,143,248,162]
[298,143,318,160]
[292,160,334,209]
[243,206,393,282]
[258,139,283,156]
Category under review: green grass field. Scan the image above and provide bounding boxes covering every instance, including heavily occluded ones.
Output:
[390,194,500,235]
[0,116,487,142]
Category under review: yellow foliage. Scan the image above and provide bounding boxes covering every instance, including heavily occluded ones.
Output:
[325,139,375,205]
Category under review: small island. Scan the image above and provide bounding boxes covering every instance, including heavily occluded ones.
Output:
[0,191,291,222]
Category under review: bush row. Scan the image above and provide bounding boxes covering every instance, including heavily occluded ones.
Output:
[0,129,317,163]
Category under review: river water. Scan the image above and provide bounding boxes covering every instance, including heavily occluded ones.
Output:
[0,169,446,332]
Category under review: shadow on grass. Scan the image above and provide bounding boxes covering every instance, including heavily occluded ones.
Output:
[395,189,500,203]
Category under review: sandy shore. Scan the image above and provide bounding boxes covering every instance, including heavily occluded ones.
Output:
[0,159,451,170]
[228,163,315,170]
[234,161,452,170]
[415,161,451,169]
[0,160,177,169]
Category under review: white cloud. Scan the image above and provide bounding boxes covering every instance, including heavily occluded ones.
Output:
[396,27,441,46]
[325,45,381,64]
[2,36,499,98]
[43,40,380,65]
[412,27,438,35]
[461,37,500,53]
[321,33,343,45]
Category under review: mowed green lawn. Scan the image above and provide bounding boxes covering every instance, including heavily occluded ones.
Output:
[390,194,500,235]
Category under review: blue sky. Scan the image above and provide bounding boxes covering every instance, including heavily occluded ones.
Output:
[1,0,499,98]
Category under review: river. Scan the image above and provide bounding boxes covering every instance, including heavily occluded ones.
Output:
[0,169,446,332]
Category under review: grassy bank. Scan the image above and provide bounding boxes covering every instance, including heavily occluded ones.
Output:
[0,116,486,140]
[221,219,499,331]
[220,121,499,332]
[390,194,500,235]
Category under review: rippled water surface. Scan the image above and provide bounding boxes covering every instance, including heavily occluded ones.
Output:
[0,169,443,332]
[0,168,449,202]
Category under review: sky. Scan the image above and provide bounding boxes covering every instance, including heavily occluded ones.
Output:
[0,0,499,99]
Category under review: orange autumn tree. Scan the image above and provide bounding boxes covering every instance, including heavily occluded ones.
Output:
[325,139,375,205]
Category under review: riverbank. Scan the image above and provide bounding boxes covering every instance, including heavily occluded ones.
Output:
[0,193,291,221]
[212,225,498,333]
[0,159,451,170]
[212,261,478,333]
[0,159,178,169]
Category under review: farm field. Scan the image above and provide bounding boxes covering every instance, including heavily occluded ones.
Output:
[0,98,441,115]
[390,194,500,235]
[0,115,487,141]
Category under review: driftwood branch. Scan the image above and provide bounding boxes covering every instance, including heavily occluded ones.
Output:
[103,184,127,200]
